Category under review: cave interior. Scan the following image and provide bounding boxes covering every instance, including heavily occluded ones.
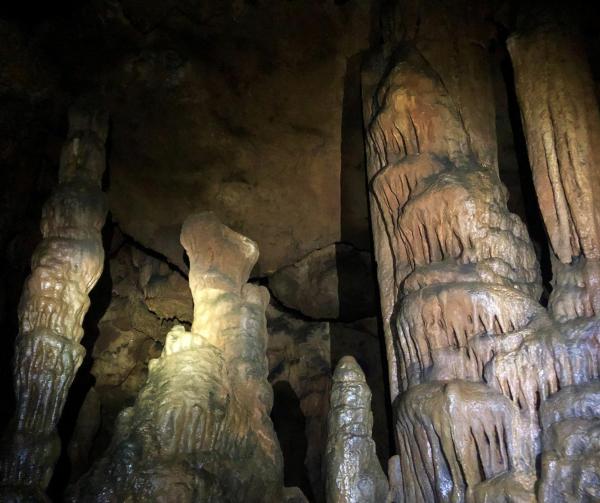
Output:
[1,0,600,502]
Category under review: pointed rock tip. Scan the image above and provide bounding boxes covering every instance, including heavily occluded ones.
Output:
[333,355,367,383]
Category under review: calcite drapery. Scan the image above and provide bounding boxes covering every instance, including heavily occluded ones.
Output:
[362,1,551,500]
[508,8,600,500]
[0,107,108,501]
[325,356,388,503]
[508,8,600,322]
[69,212,287,502]
[361,2,600,501]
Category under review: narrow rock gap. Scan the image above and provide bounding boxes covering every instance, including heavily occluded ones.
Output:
[493,23,553,304]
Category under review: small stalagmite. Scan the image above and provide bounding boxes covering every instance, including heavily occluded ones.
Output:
[68,212,289,502]
[0,107,108,501]
[325,356,388,503]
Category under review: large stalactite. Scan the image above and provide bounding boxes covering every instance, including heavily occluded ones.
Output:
[68,212,290,502]
[508,6,600,500]
[0,107,108,501]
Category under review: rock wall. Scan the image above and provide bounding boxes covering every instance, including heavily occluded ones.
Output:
[32,0,378,276]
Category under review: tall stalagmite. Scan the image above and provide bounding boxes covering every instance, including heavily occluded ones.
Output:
[69,212,288,502]
[509,7,600,499]
[0,108,108,501]
[362,1,551,500]
[325,356,388,503]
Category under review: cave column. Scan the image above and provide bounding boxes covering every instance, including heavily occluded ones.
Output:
[325,356,388,503]
[0,107,108,500]
[508,8,600,500]
[508,8,600,320]
[362,1,544,500]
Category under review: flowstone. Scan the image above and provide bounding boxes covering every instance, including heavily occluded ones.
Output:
[69,213,293,502]
[356,2,600,501]
[0,107,108,501]
[508,7,600,500]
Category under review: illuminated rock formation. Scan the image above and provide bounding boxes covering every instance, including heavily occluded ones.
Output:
[360,2,600,501]
[325,356,388,503]
[360,1,557,500]
[69,212,288,502]
[0,107,108,500]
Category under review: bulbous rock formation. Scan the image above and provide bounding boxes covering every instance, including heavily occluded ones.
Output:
[69,212,287,502]
[325,356,388,503]
[0,107,108,501]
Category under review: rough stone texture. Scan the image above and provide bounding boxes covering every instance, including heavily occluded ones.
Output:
[38,0,378,275]
[359,1,584,500]
[325,356,388,503]
[360,2,600,502]
[538,380,600,501]
[267,306,330,501]
[0,107,108,501]
[509,12,600,265]
[269,244,377,320]
[0,19,63,436]
[80,244,187,463]
[330,318,390,470]
[69,212,289,502]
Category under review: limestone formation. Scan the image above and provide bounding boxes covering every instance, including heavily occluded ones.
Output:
[325,356,388,503]
[361,1,577,500]
[507,8,600,501]
[69,212,290,502]
[508,8,600,321]
[268,243,377,320]
[360,2,600,501]
[0,107,108,500]
[267,305,331,500]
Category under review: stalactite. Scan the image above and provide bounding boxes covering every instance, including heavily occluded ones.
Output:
[508,7,600,501]
[0,107,108,501]
[508,7,600,322]
[68,212,289,502]
[324,356,388,503]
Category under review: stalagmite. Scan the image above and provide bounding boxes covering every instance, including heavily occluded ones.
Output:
[325,356,388,503]
[360,1,562,500]
[68,212,289,502]
[0,107,108,501]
